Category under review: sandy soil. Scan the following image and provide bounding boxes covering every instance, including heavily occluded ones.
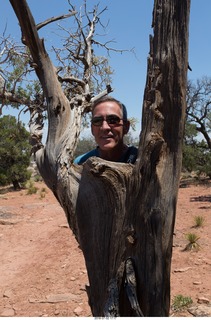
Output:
[0,179,210,317]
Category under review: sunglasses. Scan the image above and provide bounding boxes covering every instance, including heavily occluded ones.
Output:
[91,115,123,127]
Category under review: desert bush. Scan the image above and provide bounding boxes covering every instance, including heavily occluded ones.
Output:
[26,180,38,195]
[33,174,43,182]
[39,187,47,199]
[172,294,193,311]
[0,115,31,190]
[184,232,200,251]
[194,215,205,228]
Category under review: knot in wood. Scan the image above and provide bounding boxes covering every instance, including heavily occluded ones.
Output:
[90,163,106,176]
[126,235,135,245]
[126,229,136,245]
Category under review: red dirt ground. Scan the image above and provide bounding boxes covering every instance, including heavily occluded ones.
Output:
[0,179,210,317]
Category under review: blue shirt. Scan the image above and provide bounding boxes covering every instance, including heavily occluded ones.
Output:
[74,146,138,165]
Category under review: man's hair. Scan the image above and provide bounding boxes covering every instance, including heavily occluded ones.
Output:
[92,96,128,120]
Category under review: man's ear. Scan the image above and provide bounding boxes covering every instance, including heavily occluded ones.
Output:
[123,120,130,135]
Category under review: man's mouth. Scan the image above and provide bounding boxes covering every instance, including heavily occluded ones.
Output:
[101,135,113,139]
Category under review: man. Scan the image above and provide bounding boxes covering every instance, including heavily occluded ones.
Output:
[74,96,138,164]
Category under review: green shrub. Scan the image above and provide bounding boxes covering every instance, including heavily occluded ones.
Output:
[39,187,47,199]
[26,180,38,195]
[0,115,31,190]
[172,294,193,311]
[194,215,204,228]
[33,174,43,182]
[185,232,200,251]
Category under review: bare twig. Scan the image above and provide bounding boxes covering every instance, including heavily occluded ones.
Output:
[91,85,113,103]
[36,11,77,30]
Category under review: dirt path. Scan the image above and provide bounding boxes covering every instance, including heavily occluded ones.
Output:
[0,180,210,317]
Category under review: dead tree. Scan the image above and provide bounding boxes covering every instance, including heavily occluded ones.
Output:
[9,0,190,316]
[186,78,211,149]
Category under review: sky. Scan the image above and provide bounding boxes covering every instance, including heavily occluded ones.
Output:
[1,0,211,138]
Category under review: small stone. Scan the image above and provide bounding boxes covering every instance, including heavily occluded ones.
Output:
[0,308,15,317]
[59,224,68,228]
[82,269,87,274]
[74,306,83,316]
[70,277,76,281]
[189,305,211,317]
[193,281,202,285]
[197,297,210,304]
[54,310,60,315]
[46,293,81,303]
[174,267,192,273]
[3,289,13,298]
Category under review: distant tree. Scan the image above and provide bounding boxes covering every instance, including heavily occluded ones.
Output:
[183,77,211,177]
[0,115,31,189]
[0,2,131,141]
[74,135,96,158]
[124,131,139,148]
[186,77,211,149]
[183,144,211,178]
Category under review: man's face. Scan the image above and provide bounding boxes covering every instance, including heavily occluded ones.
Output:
[91,101,129,151]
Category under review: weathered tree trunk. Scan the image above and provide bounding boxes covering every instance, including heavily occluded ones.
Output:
[10,0,190,316]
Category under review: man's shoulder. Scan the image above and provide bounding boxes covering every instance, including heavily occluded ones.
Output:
[74,148,99,165]
[124,145,138,164]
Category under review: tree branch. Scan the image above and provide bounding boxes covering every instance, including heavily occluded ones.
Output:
[0,91,31,107]
[36,11,77,30]
[59,75,86,86]
[91,85,113,103]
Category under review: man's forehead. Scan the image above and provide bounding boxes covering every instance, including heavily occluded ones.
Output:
[92,101,122,115]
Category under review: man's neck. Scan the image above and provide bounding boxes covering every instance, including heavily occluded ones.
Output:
[99,144,128,162]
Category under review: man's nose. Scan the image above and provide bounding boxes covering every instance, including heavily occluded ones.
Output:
[101,119,111,129]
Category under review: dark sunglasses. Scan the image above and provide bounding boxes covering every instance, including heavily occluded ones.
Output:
[91,114,123,127]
